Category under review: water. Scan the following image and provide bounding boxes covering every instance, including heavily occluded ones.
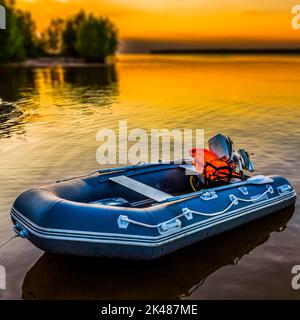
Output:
[0,54,299,299]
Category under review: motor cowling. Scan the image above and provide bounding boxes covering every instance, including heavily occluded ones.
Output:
[208,133,233,162]
[189,133,254,188]
[209,133,254,173]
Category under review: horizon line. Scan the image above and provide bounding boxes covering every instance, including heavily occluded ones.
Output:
[149,48,300,55]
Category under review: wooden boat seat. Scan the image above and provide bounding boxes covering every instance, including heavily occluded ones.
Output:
[109,175,173,202]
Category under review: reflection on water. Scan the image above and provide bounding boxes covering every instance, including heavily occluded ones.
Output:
[64,66,118,87]
[0,65,118,139]
[0,67,35,102]
[0,101,24,139]
[22,207,294,300]
[0,68,34,139]
[0,55,300,299]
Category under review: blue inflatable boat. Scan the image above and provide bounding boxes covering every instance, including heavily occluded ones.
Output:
[11,135,296,259]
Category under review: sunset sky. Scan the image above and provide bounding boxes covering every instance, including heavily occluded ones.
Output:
[16,0,300,52]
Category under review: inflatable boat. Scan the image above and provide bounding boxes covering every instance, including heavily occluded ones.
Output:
[11,134,296,259]
[22,207,294,299]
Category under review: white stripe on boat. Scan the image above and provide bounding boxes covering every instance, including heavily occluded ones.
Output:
[11,191,296,247]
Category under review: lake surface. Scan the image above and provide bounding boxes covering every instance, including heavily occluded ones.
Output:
[0,54,299,299]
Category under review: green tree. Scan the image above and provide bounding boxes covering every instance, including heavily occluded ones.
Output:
[75,15,118,63]
[0,5,119,62]
[62,10,86,57]
[0,1,25,61]
[40,18,64,54]
[15,9,38,57]
[0,0,39,61]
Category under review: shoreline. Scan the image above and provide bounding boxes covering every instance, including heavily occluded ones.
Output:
[2,57,113,68]
[2,51,300,68]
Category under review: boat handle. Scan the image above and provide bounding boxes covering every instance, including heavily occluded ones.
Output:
[13,223,28,238]
[277,184,292,195]
[158,219,182,234]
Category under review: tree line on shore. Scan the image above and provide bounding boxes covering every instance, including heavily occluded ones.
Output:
[0,1,118,62]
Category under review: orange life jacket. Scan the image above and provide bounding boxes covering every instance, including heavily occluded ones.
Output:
[189,148,241,184]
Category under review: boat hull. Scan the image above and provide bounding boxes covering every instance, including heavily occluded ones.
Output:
[11,169,296,260]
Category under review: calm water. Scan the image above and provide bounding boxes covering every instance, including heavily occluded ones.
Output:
[0,54,299,299]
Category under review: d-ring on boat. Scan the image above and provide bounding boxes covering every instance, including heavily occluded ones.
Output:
[11,134,296,259]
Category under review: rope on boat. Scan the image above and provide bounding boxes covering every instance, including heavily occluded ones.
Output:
[118,186,274,231]
[182,185,273,217]
[56,170,100,183]
[0,235,18,250]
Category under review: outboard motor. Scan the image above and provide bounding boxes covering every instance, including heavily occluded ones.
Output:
[208,134,233,162]
[208,133,254,177]
[189,133,255,190]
